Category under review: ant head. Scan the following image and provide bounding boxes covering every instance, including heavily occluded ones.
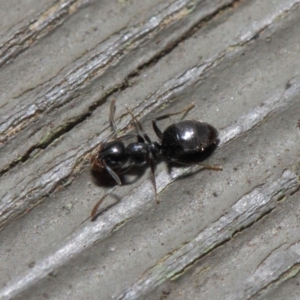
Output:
[99,140,128,168]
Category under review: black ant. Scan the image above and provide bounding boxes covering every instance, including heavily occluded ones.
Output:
[90,100,222,219]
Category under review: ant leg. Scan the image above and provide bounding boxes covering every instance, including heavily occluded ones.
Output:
[170,159,222,171]
[91,193,107,220]
[156,103,195,121]
[109,102,144,143]
[103,160,122,185]
[137,134,145,143]
[149,154,159,203]
[152,103,195,139]
[90,187,118,221]
[152,120,163,139]
[126,106,152,143]
[75,194,109,225]
[197,163,223,171]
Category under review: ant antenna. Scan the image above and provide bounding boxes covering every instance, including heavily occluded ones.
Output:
[126,106,152,143]
[110,99,117,136]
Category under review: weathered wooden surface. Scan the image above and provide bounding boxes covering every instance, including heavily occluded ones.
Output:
[0,0,300,299]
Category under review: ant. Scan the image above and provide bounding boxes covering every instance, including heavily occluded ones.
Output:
[90,100,222,220]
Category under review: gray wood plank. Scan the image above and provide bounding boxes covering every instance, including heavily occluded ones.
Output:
[0,0,300,299]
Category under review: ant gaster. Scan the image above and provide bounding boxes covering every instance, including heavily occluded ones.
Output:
[90,100,222,219]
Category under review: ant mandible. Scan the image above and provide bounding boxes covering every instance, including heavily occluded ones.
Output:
[90,100,222,219]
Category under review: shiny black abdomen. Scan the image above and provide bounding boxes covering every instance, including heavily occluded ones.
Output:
[161,120,218,163]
